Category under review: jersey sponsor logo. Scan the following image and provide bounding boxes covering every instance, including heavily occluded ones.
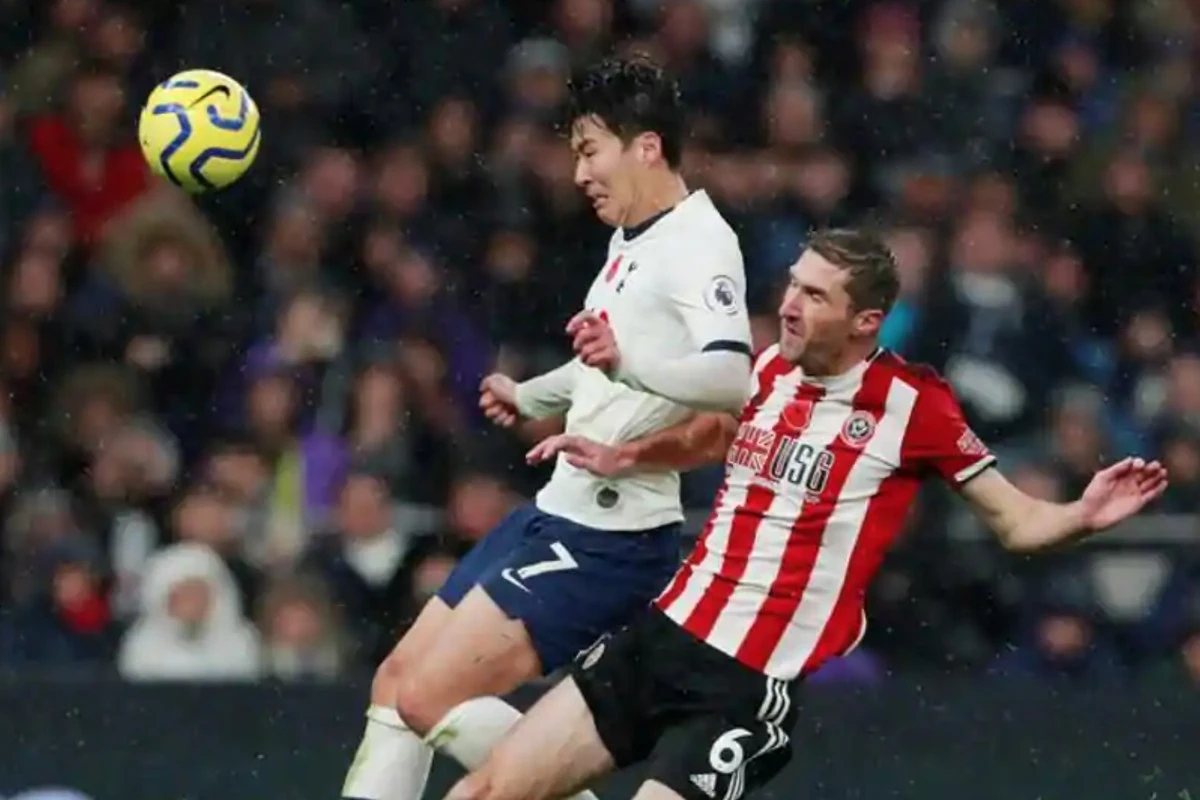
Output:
[839,410,877,448]
[703,274,740,315]
[729,423,836,496]
[768,434,835,494]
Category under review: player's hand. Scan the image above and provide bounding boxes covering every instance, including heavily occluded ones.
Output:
[567,311,621,373]
[479,373,520,428]
[526,433,634,478]
[1079,457,1169,531]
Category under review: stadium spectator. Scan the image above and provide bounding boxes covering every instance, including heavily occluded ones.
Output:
[301,472,425,665]
[170,483,260,612]
[117,541,261,681]
[25,63,149,246]
[912,210,1074,443]
[0,534,115,666]
[239,368,348,553]
[991,566,1126,684]
[257,571,346,682]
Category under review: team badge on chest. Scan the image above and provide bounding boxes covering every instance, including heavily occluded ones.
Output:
[839,411,877,448]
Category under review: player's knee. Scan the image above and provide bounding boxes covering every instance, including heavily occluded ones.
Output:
[370,652,405,705]
[392,672,450,736]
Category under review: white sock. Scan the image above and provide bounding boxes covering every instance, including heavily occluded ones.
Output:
[426,697,600,800]
[341,705,434,800]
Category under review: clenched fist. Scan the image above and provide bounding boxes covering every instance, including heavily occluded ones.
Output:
[479,373,520,427]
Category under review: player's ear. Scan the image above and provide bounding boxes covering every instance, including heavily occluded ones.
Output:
[853,308,884,337]
[636,132,661,164]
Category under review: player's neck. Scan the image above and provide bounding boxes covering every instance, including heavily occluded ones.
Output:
[621,172,688,229]
[803,342,880,381]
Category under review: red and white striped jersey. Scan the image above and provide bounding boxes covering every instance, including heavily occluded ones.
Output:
[655,344,996,680]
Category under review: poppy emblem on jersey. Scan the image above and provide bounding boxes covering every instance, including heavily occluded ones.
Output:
[839,411,877,447]
[604,255,624,283]
[703,275,739,315]
[779,399,814,433]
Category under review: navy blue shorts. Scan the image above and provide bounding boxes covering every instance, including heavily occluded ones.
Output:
[437,504,682,672]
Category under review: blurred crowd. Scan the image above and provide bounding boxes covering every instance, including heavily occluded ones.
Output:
[0,0,1198,688]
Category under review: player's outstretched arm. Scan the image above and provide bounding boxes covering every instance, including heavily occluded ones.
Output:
[960,458,1169,552]
[513,360,580,419]
[526,412,738,477]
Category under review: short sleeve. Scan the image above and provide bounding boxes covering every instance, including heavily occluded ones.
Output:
[901,376,996,486]
[663,242,752,357]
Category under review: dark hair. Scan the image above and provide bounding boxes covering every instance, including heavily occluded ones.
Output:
[807,228,900,315]
[564,54,685,169]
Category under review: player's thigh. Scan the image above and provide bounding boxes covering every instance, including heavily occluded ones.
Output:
[643,714,794,800]
[375,502,529,680]
[371,595,455,704]
[481,677,616,800]
[632,781,688,800]
[394,586,541,732]
[567,613,665,769]
[434,504,540,610]
[480,517,681,672]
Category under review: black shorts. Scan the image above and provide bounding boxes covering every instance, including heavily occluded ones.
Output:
[570,609,798,800]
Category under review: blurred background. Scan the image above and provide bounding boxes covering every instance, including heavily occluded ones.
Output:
[1,0,1199,796]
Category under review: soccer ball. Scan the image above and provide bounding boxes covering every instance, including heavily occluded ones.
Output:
[138,69,261,193]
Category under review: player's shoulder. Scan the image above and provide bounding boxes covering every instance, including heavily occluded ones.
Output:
[691,195,741,255]
[873,350,958,401]
[684,190,740,241]
[659,191,742,262]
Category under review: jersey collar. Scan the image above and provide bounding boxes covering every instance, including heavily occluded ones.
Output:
[619,189,710,242]
[800,348,884,393]
[621,205,673,242]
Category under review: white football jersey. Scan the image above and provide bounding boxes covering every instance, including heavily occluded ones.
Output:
[536,190,751,530]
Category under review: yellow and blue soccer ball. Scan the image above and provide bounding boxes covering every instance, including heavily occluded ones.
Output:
[138,69,261,193]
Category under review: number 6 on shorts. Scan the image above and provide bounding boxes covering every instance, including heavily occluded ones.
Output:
[708,727,753,774]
